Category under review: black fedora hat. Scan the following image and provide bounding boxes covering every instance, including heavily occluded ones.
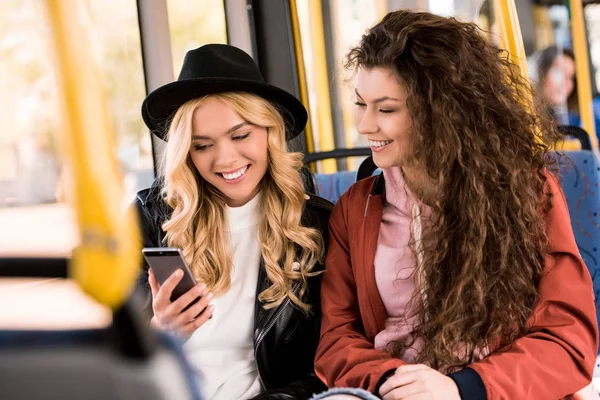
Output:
[141,44,307,141]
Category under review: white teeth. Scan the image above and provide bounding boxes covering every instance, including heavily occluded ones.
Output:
[369,140,392,148]
[222,166,248,180]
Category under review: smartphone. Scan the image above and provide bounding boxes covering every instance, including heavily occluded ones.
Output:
[142,247,198,303]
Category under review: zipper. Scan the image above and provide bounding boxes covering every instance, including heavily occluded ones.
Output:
[281,315,300,343]
[254,300,288,388]
[253,282,301,389]
[364,194,372,217]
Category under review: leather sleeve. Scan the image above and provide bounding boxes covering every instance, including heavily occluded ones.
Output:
[131,194,159,317]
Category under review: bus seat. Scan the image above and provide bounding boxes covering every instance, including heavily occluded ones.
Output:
[356,156,379,181]
[313,156,380,204]
[558,125,593,151]
[314,171,356,203]
[560,150,600,326]
[0,258,204,400]
[300,165,318,195]
[0,328,202,400]
[304,148,373,203]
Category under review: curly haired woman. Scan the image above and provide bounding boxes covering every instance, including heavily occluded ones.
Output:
[314,10,598,400]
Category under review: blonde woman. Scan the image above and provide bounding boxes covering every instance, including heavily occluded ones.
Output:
[133,44,331,400]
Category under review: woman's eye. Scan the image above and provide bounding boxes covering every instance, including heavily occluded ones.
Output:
[233,132,251,141]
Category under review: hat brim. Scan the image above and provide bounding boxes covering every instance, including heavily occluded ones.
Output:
[141,77,307,142]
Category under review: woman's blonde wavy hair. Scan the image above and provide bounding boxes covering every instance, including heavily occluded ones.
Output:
[159,92,323,312]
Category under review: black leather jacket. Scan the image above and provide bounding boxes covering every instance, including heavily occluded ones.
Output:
[133,183,332,399]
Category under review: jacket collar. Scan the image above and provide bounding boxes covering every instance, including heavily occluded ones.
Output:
[361,172,389,338]
[136,177,164,206]
[370,172,385,196]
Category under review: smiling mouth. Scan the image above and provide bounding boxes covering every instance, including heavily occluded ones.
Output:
[369,140,393,150]
[218,165,249,181]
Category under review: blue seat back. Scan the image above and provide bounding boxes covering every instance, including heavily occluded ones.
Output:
[560,150,600,324]
[314,171,357,204]
[313,156,381,204]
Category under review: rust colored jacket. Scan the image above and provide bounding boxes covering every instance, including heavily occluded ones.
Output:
[315,172,598,399]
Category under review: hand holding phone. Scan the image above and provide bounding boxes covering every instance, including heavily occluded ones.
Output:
[142,247,198,302]
[143,248,215,339]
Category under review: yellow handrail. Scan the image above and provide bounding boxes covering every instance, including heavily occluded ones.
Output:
[308,0,336,173]
[290,0,317,169]
[532,5,553,50]
[569,0,598,149]
[493,0,534,111]
[44,0,141,309]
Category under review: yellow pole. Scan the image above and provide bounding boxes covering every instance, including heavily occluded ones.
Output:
[332,0,357,170]
[570,0,598,149]
[290,0,317,169]
[492,0,567,147]
[532,5,553,51]
[493,0,533,106]
[43,0,140,309]
[308,0,336,173]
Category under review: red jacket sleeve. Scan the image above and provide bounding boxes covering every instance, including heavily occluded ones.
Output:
[315,192,404,393]
[465,174,599,399]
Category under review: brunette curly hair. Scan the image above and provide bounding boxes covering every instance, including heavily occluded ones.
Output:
[346,10,563,371]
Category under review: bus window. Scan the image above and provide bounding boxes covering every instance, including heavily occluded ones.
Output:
[1,0,73,256]
[0,0,148,255]
[295,0,385,173]
[0,0,142,329]
[167,0,227,80]
[84,0,152,198]
[526,2,600,149]
[585,5,600,101]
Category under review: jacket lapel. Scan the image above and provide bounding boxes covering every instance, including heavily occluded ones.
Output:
[252,235,304,343]
[253,258,274,342]
[359,174,388,340]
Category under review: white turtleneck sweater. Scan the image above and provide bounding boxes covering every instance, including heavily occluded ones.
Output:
[184,194,262,400]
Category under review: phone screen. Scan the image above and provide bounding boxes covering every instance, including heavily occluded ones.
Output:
[142,248,198,303]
